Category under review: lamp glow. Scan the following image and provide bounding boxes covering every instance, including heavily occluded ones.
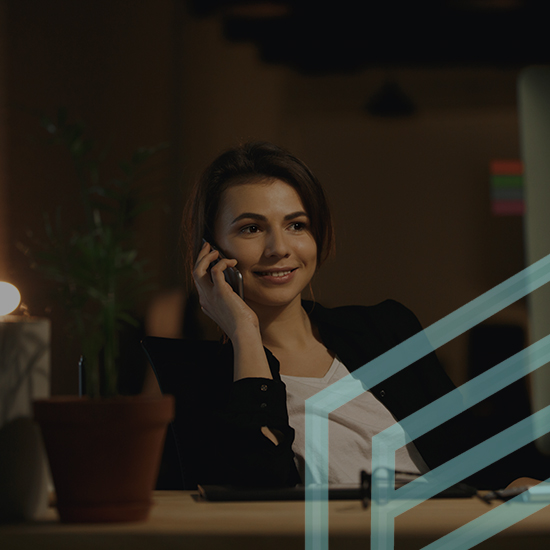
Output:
[0,282,21,315]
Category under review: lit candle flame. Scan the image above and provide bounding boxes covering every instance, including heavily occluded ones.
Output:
[0,282,21,315]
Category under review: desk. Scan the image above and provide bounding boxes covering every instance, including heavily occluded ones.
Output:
[2,491,550,550]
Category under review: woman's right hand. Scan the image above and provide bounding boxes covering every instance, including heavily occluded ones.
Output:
[193,241,260,342]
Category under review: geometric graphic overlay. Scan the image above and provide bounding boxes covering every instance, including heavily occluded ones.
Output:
[371,372,550,550]
[305,252,550,550]
[420,478,550,550]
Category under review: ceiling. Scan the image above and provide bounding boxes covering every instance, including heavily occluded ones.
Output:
[187,0,550,74]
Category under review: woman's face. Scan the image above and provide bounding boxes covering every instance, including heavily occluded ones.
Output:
[214,179,317,310]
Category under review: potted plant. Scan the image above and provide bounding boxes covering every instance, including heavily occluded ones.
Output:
[20,109,174,523]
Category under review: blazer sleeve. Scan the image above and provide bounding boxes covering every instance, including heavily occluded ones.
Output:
[221,370,301,487]
[188,346,301,489]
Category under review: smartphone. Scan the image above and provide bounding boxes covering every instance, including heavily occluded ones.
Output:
[202,239,245,299]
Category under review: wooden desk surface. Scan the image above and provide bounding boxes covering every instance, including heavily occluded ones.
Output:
[2,491,550,550]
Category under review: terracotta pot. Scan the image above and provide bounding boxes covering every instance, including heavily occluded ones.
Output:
[33,394,174,523]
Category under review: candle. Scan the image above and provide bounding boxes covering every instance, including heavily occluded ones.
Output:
[0,314,51,522]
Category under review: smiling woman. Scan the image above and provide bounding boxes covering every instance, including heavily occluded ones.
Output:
[149,141,545,490]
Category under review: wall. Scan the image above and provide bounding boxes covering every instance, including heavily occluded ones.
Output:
[0,0,8,279]
[2,2,526,392]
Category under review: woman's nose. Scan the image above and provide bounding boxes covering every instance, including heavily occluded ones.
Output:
[264,230,290,258]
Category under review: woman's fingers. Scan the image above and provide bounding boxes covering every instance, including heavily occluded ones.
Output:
[210,258,238,288]
[194,239,210,264]
[193,245,239,307]
[193,249,219,286]
[196,241,220,264]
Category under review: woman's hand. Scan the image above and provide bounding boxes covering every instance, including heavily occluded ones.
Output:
[193,241,259,341]
[505,477,541,489]
[194,241,272,381]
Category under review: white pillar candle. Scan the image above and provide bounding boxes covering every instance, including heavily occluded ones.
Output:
[0,316,51,522]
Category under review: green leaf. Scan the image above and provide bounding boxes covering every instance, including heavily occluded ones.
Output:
[117,311,139,327]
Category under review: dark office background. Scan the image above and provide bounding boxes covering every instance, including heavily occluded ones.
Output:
[1,0,547,395]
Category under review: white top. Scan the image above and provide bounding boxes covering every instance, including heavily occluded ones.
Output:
[280,356,429,485]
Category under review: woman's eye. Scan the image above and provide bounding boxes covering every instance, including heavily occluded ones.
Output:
[240,225,260,234]
[289,222,307,231]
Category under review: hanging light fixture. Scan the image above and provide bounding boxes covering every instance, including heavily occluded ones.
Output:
[365,79,417,118]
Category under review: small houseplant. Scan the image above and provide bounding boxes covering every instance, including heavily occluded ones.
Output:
[21,108,159,397]
[21,109,174,522]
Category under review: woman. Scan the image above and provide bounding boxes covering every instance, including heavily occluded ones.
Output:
[176,141,538,490]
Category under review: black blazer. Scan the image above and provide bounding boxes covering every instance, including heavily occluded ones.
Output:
[143,300,537,490]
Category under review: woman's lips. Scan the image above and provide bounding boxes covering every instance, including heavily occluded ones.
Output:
[254,268,297,284]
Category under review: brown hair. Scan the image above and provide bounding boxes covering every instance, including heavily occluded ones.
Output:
[182,141,334,275]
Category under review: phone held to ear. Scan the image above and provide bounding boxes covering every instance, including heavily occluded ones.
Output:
[203,239,245,300]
